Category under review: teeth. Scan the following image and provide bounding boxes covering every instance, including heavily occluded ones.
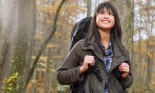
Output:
[102,20,109,23]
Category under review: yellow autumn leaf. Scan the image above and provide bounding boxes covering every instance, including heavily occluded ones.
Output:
[47,44,59,48]
[147,50,152,58]
[40,56,48,62]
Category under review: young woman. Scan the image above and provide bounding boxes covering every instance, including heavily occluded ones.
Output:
[57,1,133,93]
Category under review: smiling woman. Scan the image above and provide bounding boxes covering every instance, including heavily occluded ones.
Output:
[57,1,133,93]
[96,8,115,33]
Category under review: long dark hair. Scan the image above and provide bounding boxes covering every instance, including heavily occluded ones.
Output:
[85,1,128,56]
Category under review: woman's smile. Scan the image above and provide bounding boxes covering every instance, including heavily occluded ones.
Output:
[102,19,110,23]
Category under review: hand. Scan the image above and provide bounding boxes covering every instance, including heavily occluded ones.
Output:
[118,63,129,79]
[80,55,95,74]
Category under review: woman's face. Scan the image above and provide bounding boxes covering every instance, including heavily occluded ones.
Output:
[96,8,115,31]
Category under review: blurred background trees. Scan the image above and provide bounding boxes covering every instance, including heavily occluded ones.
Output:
[0,0,155,93]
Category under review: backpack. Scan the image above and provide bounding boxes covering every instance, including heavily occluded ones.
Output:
[69,17,103,93]
[69,17,92,50]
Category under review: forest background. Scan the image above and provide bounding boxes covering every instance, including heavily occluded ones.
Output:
[0,0,155,93]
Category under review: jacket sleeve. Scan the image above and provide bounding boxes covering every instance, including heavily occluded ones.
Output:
[56,41,83,85]
[120,60,133,88]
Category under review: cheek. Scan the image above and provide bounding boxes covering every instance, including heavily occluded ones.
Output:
[96,15,103,25]
[96,17,100,26]
[111,18,115,26]
[112,20,115,26]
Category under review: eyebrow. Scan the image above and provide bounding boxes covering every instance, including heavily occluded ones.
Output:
[98,9,113,14]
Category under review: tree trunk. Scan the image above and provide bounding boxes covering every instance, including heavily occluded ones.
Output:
[87,0,91,16]
[6,0,36,92]
[0,0,18,91]
[145,1,153,92]
[44,51,52,93]
[20,0,36,92]
[30,70,37,93]
[138,4,142,90]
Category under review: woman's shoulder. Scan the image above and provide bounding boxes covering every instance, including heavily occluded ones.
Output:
[69,39,87,56]
[73,39,86,49]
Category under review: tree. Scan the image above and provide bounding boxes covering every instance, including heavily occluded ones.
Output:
[87,0,91,16]
[0,0,18,91]
[4,0,36,92]
[24,0,66,91]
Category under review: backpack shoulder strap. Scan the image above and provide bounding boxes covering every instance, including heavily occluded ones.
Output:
[86,50,103,82]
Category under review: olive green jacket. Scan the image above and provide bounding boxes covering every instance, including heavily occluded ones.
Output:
[57,37,133,93]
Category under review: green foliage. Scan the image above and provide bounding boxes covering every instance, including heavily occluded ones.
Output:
[4,72,19,93]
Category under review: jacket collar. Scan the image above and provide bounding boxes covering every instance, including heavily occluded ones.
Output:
[81,36,129,71]
[82,36,103,55]
[82,36,104,62]
[82,36,122,58]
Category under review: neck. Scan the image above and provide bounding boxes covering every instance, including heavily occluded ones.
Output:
[98,29,110,42]
[98,29,111,49]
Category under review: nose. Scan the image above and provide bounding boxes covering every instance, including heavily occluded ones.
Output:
[103,14,109,19]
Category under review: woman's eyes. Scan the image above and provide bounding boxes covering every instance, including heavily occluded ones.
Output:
[109,13,114,15]
[98,11,113,15]
[99,11,104,14]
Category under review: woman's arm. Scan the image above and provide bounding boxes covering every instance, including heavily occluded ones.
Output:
[57,41,83,85]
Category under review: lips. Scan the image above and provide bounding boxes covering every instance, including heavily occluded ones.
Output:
[102,20,110,23]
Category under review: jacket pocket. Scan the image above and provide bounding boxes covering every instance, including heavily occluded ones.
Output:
[114,79,126,93]
[110,76,126,93]
[89,74,104,93]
